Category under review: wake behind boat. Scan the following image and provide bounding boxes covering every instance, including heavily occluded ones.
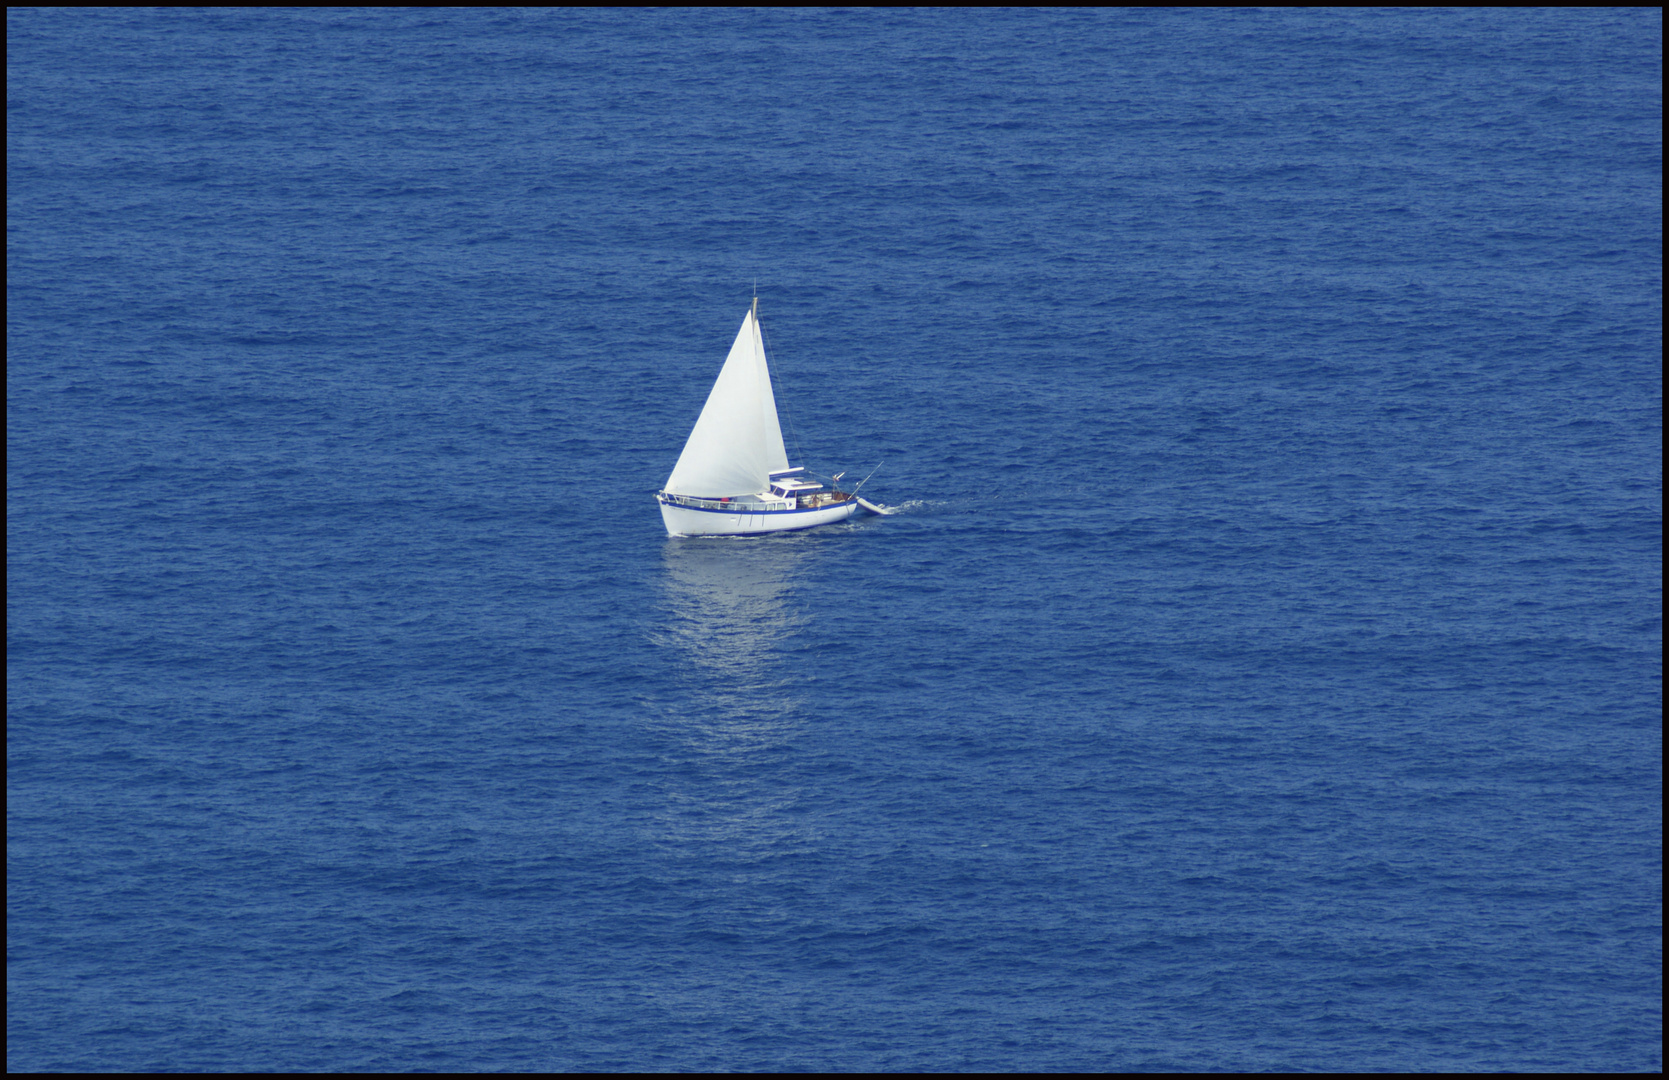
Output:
[657,300,879,537]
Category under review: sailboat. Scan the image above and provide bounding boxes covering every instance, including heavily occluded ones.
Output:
[657,300,880,537]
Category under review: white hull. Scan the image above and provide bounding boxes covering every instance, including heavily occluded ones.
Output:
[659,496,865,537]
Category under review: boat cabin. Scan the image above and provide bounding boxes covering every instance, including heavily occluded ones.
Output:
[768,467,825,500]
[767,467,850,509]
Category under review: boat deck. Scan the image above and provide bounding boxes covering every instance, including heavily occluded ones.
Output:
[660,489,853,512]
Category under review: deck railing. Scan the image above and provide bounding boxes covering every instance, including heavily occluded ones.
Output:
[661,493,792,511]
[660,491,852,511]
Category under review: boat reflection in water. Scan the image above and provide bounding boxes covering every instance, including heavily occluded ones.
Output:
[645,537,824,856]
[655,536,810,695]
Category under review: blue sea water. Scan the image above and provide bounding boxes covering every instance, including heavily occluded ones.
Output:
[6,8,1662,1072]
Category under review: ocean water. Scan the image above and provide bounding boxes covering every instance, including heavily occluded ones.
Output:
[6,8,1661,1072]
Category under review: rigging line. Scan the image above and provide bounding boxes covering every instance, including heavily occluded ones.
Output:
[756,303,808,467]
[851,460,884,496]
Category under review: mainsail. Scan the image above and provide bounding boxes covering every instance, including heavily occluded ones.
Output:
[664,308,792,497]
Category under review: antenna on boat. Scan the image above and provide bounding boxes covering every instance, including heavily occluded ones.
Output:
[851,461,884,496]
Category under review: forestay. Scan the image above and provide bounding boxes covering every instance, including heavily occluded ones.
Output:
[664,309,791,497]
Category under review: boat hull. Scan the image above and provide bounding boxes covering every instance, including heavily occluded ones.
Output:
[658,496,865,537]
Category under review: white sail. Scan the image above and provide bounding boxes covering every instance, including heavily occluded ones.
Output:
[665,308,791,497]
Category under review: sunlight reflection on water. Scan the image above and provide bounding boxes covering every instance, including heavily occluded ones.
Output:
[644,537,827,857]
